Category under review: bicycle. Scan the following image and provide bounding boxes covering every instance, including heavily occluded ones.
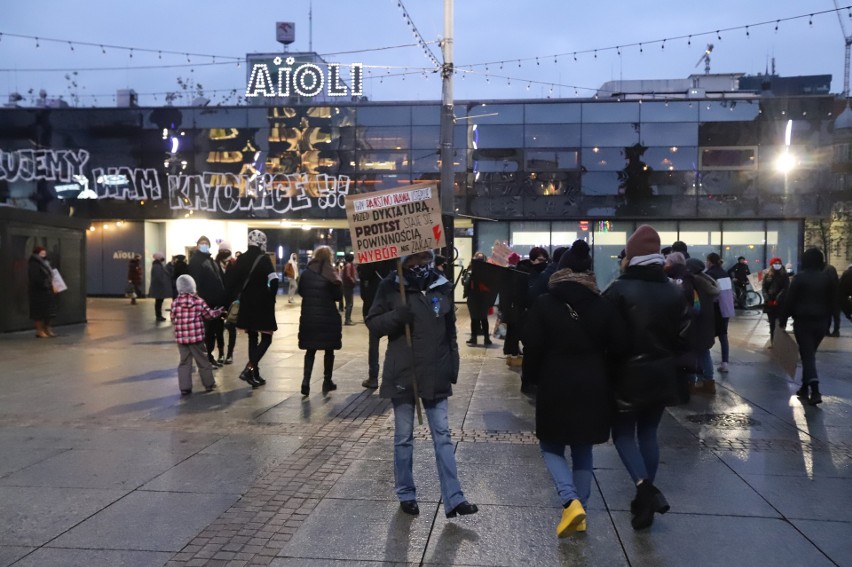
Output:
[734,282,763,309]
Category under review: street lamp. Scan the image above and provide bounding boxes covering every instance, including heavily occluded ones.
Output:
[775,120,797,197]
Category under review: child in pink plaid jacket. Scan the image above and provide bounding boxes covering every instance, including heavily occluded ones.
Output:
[171,274,223,395]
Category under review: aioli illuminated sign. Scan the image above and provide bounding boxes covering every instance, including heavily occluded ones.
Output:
[245,56,363,99]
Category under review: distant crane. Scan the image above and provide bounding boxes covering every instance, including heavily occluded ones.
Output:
[695,43,714,75]
[833,0,852,96]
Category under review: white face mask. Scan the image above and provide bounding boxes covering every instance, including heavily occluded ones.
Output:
[772,263,782,270]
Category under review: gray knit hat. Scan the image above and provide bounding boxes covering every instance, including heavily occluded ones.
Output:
[176,274,196,294]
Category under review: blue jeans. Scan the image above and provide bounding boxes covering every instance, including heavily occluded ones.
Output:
[539,442,593,509]
[611,406,665,484]
[699,349,714,380]
[392,397,466,514]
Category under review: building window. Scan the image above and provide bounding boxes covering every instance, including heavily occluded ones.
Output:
[699,146,758,170]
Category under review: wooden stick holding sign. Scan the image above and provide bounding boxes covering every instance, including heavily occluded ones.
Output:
[345,182,446,426]
[397,258,423,425]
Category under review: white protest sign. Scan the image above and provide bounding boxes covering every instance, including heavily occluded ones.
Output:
[345,182,445,264]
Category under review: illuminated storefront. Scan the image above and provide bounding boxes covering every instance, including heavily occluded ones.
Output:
[1,92,849,294]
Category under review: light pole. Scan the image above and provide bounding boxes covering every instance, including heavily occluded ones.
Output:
[439,0,455,278]
[775,119,797,202]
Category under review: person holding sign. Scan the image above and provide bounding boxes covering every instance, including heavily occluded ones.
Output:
[365,251,478,519]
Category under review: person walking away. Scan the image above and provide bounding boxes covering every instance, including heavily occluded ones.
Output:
[170,255,189,299]
[225,230,278,388]
[216,243,238,364]
[762,258,790,346]
[783,248,837,406]
[728,256,751,308]
[298,246,343,395]
[171,275,223,395]
[824,264,841,337]
[524,240,629,536]
[500,252,525,366]
[705,253,736,373]
[188,236,226,367]
[686,258,720,393]
[366,251,478,520]
[285,253,299,303]
[28,245,57,338]
[127,255,143,305]
[341,252,358,325]
[840,264,852,322]
[208,242,233,364]
[464,252,497,346]
[664,252,701,398]
[603,225,690,530]
[357,258,395,389]
[149,252,172,322]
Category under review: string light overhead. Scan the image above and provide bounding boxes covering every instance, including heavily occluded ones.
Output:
[394,0,441,68]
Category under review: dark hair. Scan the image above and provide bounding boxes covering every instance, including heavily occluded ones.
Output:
[529,246,550,262]
[672,240,688,254]
[706,252,722,267]
[434,254,447,267]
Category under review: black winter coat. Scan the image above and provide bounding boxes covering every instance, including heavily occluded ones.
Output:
[524,279,629,445]
[28,255,56,320]
[188,251,225,307]
[762,268,789,315]
[366,272,459,401]
[603,264,690,411]
[358,259,395,318]
[171,259,188,298]
[465,261,498,319]
[783,269,837,321]
[225,247,278,332]
[298,260,342,350]
[840,266,852,317]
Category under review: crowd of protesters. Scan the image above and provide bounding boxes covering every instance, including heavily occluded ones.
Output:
[28,220,849,538]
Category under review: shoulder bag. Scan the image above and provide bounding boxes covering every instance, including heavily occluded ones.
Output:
[226,255,264,325]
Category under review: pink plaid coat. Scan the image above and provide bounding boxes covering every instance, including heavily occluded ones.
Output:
[171,293,219,344]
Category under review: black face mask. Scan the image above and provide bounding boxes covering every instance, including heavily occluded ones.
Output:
[405,264,432,288]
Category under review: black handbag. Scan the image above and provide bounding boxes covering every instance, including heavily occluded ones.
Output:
[226,256,263,325]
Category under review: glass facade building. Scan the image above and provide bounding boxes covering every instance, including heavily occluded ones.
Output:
[1,93,848,289]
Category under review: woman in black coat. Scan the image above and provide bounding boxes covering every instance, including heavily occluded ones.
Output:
[298,245,343,396]
[28,245,56,338]
[225,230,278,388]
[463,252,497,346]
[783,248,837,405]
[762,257,790,345]
[523,240,629,537]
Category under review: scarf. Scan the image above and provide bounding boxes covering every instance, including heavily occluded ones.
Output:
[309,259,341,284]
[548,268,600,294]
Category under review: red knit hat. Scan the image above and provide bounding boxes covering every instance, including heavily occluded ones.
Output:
[769,257,782,266]
[33,246,46,254]
[625,225,661,261]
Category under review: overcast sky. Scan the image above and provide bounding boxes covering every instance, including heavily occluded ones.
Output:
[1,0,846,107]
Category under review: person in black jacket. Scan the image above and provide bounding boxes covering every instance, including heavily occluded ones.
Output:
[298,245,343,396]
[524,240,629,537]
[824,264,841,337]
[357,258,395,389]
[603,225,690,531]
[188,235,227,367]
[149,252,172,322]
[366,250,477,520]
[762,257,790,346]
[784,248,837,406]
[225,230,278,388]
[464,252,497,346]
[170,255,189,299]
[840,264,852,321]
[28,245,56,338]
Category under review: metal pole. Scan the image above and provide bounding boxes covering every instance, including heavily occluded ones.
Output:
[440,0,455,280]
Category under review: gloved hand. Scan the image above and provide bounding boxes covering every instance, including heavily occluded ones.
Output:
[396,303,414,325]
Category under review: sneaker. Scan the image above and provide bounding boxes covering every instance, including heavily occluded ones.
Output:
[361,378,379,389]
[217,355,225,365]
[483,338,493,346]
[717,362,729,373]
[205,383,217,392]
[224,355,234,365]
[465,338,477,346]
[180,389,192,396]
[557,500,586,538]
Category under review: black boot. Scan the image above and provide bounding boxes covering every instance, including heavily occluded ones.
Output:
[809,383,823,406]
[322,376,337,394]
[252,366,266,386]
[466,336,477,346]
[630,481,668,530]
[239,365,260,388]
[796,384,808,398]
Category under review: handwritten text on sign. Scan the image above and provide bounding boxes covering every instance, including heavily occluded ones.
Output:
[346,184,445,264]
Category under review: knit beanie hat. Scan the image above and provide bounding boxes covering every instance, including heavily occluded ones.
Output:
[686,257,705,274]
[218,240,232,253]
[625,225,661,261]
[176,274,196,294]
[558,239,592,272]
[769,257,783,266]
[801,248,824,270]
